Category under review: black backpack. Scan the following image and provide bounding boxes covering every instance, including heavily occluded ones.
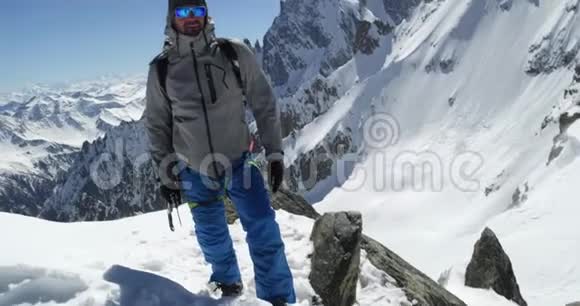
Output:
[153,38,245,100]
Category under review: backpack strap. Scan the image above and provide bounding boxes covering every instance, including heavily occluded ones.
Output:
[216,38,247,105]
[152,39,247,103]
[150,51,170,98]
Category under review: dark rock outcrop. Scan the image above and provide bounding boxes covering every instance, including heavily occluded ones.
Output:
[309,212,362,306]
[286,129,356,193]
[525,15,580,76]
[40,121,163,222]
[465,228,527,306]
[382,0,422,25]
[225,188,321,224]
[545,71,580,166]
[278,76,342,141]
[0,172,59,217]
[271,189,321,220]
[362,235,467,306]
[0,152,77,217]
[354,20,380,55]
[263,191,466,306]
[547,123,569,165]
[509,183,529,209]
[566,302,580,306]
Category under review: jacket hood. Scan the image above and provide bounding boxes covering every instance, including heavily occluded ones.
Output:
[166,22,216,58]
[163,1,215,56]
[164,0,208,41]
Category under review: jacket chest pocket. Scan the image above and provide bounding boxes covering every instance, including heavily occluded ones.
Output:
[203,64,230,104]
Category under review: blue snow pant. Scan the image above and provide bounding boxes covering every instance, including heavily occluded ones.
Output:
[179,153,296,304]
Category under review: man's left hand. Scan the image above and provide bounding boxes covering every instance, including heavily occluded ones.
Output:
[268,160,284,193]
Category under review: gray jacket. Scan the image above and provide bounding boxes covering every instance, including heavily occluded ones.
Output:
[144,21,283,178]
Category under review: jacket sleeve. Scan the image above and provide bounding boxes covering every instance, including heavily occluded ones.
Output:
[143,64,174,169]
[236,43,284,162]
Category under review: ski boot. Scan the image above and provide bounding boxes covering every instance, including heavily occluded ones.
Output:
[215,281,244,297]
[271,298,287,306]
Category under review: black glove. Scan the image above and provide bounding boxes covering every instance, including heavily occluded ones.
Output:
[268,160,284,193]
[160,184,181,206]
[157,158,182,205]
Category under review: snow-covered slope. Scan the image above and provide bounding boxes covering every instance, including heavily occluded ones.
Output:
[284,0,580,305]
[0,208,520,306]
[0,209,411,306]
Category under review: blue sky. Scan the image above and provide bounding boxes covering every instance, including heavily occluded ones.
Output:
[0,1,279,93]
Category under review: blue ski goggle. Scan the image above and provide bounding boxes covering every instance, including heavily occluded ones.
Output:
[175,6,207,19]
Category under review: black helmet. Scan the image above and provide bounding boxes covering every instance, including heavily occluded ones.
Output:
[169,0,207,11]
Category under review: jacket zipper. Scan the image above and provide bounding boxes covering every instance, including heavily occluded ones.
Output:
[204,64,218,103]
[190,42,220,178]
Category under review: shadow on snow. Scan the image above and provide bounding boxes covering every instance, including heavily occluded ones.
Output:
[103,265,240,306]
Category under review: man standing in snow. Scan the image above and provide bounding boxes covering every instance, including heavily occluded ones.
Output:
[143,1,296,305]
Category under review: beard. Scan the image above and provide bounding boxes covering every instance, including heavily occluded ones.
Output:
[182,20,203,36]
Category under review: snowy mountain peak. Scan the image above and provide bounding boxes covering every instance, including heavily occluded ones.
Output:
[0,76,147,216]
[263,0,418,97]
[0,76,146,171]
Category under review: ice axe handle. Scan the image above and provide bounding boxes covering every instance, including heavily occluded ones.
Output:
[168,211,175,232]
[167,200,175,232]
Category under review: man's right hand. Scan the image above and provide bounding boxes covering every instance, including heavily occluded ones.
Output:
[160,185,182,205]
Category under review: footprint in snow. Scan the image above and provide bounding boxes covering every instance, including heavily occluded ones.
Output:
[0,265,88,306]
